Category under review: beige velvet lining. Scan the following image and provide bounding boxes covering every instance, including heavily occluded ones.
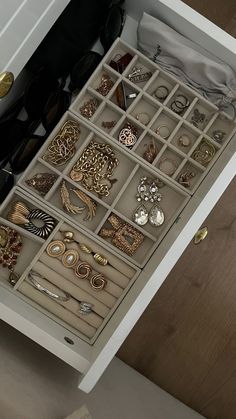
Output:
[53,231,130,290]
[18,282,96,338]
[33,261,109,318]
[40,253,117,308]
[27,264,103,328]
[60,225,136,280]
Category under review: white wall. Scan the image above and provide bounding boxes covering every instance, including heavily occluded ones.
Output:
[0,320,203,419]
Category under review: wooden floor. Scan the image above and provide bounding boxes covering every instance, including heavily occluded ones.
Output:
[118,2,236,418]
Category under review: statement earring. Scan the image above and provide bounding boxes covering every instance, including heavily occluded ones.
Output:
[133,177,165,227]
[46,239,106,291]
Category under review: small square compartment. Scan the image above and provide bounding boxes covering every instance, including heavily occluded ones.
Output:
[191,138,219,167]
[155,147,183,177]
[74,91,102,121]
[115,167,186,239]
[40,117,90,172]
[89,67,118,98]
[130,96,159,127]
[170,123,199,154]
[1,192,58,241]
[146,70,177,103]
[166,87,195,116]
[133,133,164,164]
[48,180,108,232]
[98,212,154,265]
[0,223,42,287]
[66,136,137,205]
[112,118,144,149]
[92,103,123,134]
[22,161,59,198]
[110,80,140,111]
[175,162,204,191]
[150,110,179,140]
[207,114,236,146]
[124,57,156,89]
[107,48,135,74]
[186,101,216,130]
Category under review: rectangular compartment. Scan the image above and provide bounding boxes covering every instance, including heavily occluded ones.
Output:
[114,166,187,239]
[150,109,180,140]
[64,129,138,206]
[190,137,221,168]
[145,70,178,104]
[98,212,155,265]
[186,99,217,131]
[166,86,195,117]
[129,94,160,127]
[48,178,109,233]
[124,55,157,89]
[89,66,119,98]
[154,147,184,178]
[170,122,200,154]
[73,90,103,121]
[133,133,165,163]
[20,160,60,199]
[39,114,91,173]
[0,187,59,242]
[0,218,42,288]
[111,116,144,149]
[109,79,140,111]
[14,220,140,344]
[92,102,123,134]
[206,113,236,146]
[174,161,205,192]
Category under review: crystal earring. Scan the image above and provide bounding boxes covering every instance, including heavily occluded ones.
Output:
[148,181,165,227]
[133,177,149,226]
[133,178,165,227]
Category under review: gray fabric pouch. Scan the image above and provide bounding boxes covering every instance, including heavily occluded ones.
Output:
[137,12,236,117]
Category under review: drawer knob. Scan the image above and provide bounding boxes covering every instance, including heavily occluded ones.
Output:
[193,227,208,244]
[0,71,14,98]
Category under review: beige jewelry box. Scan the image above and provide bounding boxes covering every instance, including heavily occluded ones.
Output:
[1,30,236,393]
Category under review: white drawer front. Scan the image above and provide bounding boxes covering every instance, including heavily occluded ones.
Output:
[0,0,70,77]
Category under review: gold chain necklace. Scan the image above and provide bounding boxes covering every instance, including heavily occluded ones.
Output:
[70,141,119,196]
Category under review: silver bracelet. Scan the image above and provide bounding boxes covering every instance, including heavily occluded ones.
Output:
[28,271,70,302]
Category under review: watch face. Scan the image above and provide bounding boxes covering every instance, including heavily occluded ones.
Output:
[0,72,14,98]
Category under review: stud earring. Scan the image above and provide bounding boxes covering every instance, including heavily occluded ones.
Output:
[90,273,106,290]
[62,249,79,268]
[46,240,66,257]
[74,261,92,279]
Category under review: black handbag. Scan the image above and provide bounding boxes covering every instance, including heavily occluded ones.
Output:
[27,0,112,78]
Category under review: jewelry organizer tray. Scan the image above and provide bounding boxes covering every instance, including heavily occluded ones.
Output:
[0,186,140,344]
[70,39,236,194]
[1,36,236,352]
[18,111,189,268]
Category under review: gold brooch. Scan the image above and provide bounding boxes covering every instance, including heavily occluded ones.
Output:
[99,214,144,256]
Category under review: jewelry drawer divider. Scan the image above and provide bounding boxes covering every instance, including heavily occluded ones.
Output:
[18,110,190,268]
[0,186,140,345]
[70,38,236,195]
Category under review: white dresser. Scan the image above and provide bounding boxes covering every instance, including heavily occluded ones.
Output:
[0,0,236,393]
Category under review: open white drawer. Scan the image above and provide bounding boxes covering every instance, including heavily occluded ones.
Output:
[1,0,236,393]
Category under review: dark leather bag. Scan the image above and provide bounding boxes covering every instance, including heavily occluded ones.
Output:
[27,0,112,78]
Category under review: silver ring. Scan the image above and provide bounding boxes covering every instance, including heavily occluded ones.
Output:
[136,112,150,125]
[28,271,70,302]
[155,125,171,139]
[158,158,177,176]
[79,301,93,315]
[153,85,169,101]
